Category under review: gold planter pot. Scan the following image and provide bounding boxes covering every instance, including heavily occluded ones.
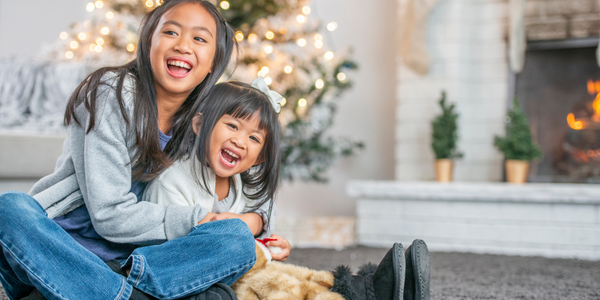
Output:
[505,159,529,184]
[434,159,453,182]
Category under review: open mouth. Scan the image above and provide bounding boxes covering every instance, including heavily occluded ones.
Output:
[166,59,192,77]
[220,148,240,167]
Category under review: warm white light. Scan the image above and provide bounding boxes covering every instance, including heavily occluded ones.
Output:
[264,77,272,85]
[302,6,311,14]
[145,0,154,7]
[60,32,68,40]
[96,38,104,45]
[95,45,103,52]
[298,98,307,106]
[315,79,324,89]
[260,66,269,74]
[248,33,257,43]
[106,11,114,19]
[220,1,230,9]
[100,27,110,35]
[127,43,135,52]
[264,45,273,54]
[284,66,292,73]
[70,41,79,49]
[86,2,95,12]
[156,0,163,6]
[296,15,306,23]
[95,1,104,8]
[89,44,96,51]
[324,51,334,60]
[337,72,347,82]
[297,38,306,47]
[314,40,323,48]
[265,31,274,40]
[235,31,244,41]
[78,33,86,40]
[327,22,338,31]
[281,98,287,106]
[65,51,74,59]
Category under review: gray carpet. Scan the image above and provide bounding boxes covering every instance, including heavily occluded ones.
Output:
[2,246,599,299]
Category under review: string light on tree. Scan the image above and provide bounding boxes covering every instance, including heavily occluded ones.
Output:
[302,6,311,14]
[70,41,79,49]
[297,38,306,47]
[265,31,274,40]
[284,66,293,74]
[315,79,324,89]
[220,1,230,10]
[100,27,110,35]
[127,43,135,52]
[65,51,74,59]
[327,22,338,31]
[298,98,307,106]
[96,38,104,46]
[106,12,114,19]
[264,45,273,54]
[265,77,272,85]
[324,51,334,60]
[296,15,306,23]
[235,31,244,42]
[95,1,104,8]
[248,33,258,43]
[145,0,153,8]
[78,33,87,40]
[86,2,95,12]
[337,72,347,82]
[60,32,68,40]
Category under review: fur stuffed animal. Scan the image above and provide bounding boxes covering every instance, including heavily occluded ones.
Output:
[231,240,345,300]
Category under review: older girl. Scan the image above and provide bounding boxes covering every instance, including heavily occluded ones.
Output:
[0,1,264,299]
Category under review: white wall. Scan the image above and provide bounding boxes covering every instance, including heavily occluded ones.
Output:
[0,0,87,57]
[0,0,397,217]
[396,0,508,181]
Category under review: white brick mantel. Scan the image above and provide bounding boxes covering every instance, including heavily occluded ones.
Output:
[348,181,600,260]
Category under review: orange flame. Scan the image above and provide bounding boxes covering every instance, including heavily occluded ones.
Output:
[567,113,584,130]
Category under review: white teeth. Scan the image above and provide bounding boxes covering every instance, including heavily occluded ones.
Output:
[224,149,239,158]
[168,60,191,70]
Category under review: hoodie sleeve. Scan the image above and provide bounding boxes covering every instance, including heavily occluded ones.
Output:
[71,74,204,244]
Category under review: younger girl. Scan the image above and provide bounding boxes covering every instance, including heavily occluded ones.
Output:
[143,78,283,243]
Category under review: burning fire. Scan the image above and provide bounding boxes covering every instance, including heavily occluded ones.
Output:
[567,80,600,130]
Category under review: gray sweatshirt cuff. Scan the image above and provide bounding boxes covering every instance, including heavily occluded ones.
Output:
[164,205,206,240]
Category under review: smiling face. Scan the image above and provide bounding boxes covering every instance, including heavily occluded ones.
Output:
[150,2,217,103]
[209,114,266,180]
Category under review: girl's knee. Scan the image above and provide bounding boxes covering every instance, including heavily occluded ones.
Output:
[0,191,44,221]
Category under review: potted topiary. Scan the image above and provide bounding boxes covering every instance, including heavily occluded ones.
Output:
[431,91,463,181]
[494,98,542,184]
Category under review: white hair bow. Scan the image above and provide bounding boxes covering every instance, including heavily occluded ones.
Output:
[251,76,283,113]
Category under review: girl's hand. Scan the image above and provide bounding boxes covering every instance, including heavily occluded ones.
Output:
[197,212,218,225]
[212,212,264,236]
[267,234,291,262]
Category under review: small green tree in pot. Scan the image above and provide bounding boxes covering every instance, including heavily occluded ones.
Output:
[431,91,463,181]
[494,98,542,183]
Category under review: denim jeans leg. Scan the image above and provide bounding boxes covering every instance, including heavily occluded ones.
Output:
[0,191,133,300]
[126,218,256,299]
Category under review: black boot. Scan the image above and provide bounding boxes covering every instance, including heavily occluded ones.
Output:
[179,283,237,300]
[332,243,406,300]
[403,239,430,300]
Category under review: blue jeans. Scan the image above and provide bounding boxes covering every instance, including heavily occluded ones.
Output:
[0,191,256,300]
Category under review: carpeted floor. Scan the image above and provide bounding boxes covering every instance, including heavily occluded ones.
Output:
[2,246,600,299]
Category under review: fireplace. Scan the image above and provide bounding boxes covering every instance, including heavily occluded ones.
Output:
[515,38,600,183]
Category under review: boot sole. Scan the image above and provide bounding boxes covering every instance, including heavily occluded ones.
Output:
[410,239,430,300]
[392,243,406,300]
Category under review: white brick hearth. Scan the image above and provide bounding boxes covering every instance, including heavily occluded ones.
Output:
[348,181,600,260]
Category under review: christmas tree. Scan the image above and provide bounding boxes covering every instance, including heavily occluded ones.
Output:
[431,91,462,159]
[494,98,542,161]
[46,0,362,182]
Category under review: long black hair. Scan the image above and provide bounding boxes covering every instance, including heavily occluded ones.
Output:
[192,81,281,215]
[64,0,237,181]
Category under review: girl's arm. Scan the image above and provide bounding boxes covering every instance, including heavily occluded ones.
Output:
[212,212,263,236]
[78,75,205,244]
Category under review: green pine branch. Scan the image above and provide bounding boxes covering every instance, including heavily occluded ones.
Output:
[494,98,542,161]
[431,91,462,159]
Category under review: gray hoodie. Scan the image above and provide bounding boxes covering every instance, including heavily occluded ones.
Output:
[29,72,204,245]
